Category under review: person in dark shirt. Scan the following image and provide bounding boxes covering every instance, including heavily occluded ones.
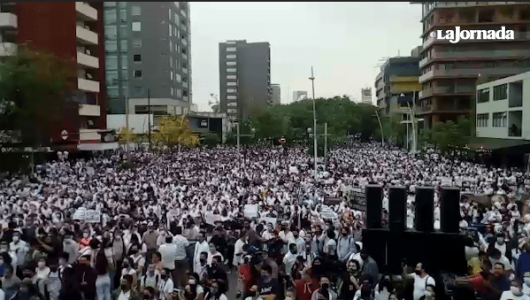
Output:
[208,255,228,286]
[258,265,280,299]
[1,221,17,244]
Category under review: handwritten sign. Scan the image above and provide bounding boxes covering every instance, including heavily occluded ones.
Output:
[441,177,452,186]
[205,213,221,225]
[243,204,259,218]
[260,217,277,226]
[72,208,101,223]
[345,187,366,212]
[320,205,338,220]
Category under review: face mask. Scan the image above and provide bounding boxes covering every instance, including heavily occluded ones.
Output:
[123,262,129,268]
[161,274,168,280]
[511,286,522,296]
[13,236,19,242]
[200,258,206,265]
[414,270,421,275]
[497,238,504,244]
[210,287,218,294]
[38,261,46,268]
[83,233,89,238]
[121,284,127,290]
[188,279,196,285]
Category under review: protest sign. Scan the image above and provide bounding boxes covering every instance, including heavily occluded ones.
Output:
[324,197,342,206]
[320,205,338,220]
[244,204,259,218]
[344,187,366,212]
[441,177,452,186]
[72,208,100,223]
[205,213,221,225]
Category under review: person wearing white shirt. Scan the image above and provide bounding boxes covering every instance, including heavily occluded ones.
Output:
[282,243,299,278]
[233,233,247,268]
[193,233,210,274]
[500,280,530,300]
[158,236,177,271]
[157,269,174,300]
[171,227,189,289]
[402,262,436,300]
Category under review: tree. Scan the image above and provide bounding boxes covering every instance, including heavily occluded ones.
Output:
[203,133,221,148]
[0,48,75,148]
[152,116,199,148]
[117,127,137,144]
[427,117,472,155]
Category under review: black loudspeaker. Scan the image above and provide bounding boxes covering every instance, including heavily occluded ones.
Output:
[414,186,434,232]
[366,185,383,229]
[362,229,388,268]
[440,187,461,234]
[388,186,407,232]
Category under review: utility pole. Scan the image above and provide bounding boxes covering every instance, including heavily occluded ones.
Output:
[235,122,254,161]
[375,110,384,147]
[309,67,317,179]
[147,88,151,151]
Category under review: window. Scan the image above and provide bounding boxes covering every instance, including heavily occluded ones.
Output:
[477,113,489,127]
[120,40,127,52]
[176,74,182,82]
[132,22,141,32]
[133,55,142,62]
[227,82,237,86]
[170,71,174,80]
[492,112,507,127]
[227,68,237,73]
[107,86,119,98]
[133,39,142,47]
[106,71,118,85]
[105,40,117,52]
[131,6,141,16]
[171,87,175,96]
[226,47,237,52]
[169,58,173,68]
[104,2,116,7]
[119,10,127,22]
[134,70,142,78]
[118,2,127,8]
[477,88,490,103]
[227,75,237,80]
[227,95,237,100]
[106,55,118,70]
[104,25,117,40]
[176,89,182,97]
[183,90,188,97]
[174,13,179,24]
[493,84,507,101]
[227,89,237,93]
[121,56,128,70]
[120,25,128,38]
[227,61,236,66]
[226,54,236,59]
[104,10,117,23]
[169,40,173,52]
[169,24,173,37]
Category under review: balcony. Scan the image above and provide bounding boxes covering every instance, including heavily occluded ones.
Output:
[0,42,16,56]
[420,86,476,99]
[181,9,187,17]
[77,52,99,69]
[183,68,188,74]
[183,82,188,88]
[78,78,100,93]
[0,13,17,28]
[182,38,187,46]
[432,49,530,60]
[182,53,188,60]
[419,56,429,68]
[76,2,98,21]
[76,26,98,45]
[419,70,434,83]
[79,104,100,117]
[420,67,526,83]
[79,129,100,141]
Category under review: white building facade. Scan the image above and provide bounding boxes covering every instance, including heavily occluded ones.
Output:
[476,71,530,140]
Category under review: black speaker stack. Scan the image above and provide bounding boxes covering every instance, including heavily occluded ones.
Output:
[362,184,467,275]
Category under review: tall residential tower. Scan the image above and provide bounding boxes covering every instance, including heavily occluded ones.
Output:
[219,40,271,121]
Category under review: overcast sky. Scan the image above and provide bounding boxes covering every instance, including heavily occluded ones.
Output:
[190,2,423,111]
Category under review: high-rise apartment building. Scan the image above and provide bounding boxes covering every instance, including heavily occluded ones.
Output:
[271,84,281,105]
[104,2,191,122]
[292,91,308,102]
[219,40,271,121]
[417,2,530,129]
[0,2,112,150]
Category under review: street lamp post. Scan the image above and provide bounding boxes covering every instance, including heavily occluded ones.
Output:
[374,110,384,147]
[235,122,255,155]
[400,92,417,154]
[308,123,330,173]
[309,67,317,179]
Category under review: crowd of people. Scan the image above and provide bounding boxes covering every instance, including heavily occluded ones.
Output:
[0,142,529,300]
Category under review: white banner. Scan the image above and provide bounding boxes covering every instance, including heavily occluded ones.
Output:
[72,208,101,223]
[243,204,259,218]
